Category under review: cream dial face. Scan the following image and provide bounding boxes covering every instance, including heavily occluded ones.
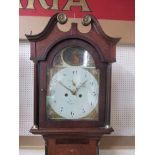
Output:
[47,67,99,119]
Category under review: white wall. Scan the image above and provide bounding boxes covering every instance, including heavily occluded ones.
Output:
[100,149,135,155]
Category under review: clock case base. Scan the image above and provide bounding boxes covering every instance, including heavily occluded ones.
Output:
[30,127,113,155]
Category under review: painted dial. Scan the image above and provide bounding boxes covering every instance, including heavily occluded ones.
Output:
[47,67,99,119]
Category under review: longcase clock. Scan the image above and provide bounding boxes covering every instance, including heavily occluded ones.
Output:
[26,13,120,155]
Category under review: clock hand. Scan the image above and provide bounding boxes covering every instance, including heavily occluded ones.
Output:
[58,81,75,95]
[72,80,76,87]
[75,80,88,93]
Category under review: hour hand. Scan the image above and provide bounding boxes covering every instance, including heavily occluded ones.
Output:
[57,81,75,95]
[72,80,76,87]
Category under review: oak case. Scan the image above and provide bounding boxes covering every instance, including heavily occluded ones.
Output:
[26,13,120,155]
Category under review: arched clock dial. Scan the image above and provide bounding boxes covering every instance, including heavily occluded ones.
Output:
[46,67,99,120]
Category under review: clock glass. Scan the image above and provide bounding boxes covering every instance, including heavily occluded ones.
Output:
[46,46,100,120]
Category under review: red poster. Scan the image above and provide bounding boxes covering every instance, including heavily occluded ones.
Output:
[19,0,135,20]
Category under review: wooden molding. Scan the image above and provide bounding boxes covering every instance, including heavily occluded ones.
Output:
[19,136,135,149]
[19,16,134,44]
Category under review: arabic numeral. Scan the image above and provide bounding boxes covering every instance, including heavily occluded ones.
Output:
[90,81,94,85]
[60,107,63,112]
[91,102,93,106]
[73,70,77,75]
[71,112,74,117]
[92,91,97,96]
[82,108,86,113]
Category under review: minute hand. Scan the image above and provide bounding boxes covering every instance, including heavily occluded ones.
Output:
[76,80,88,92]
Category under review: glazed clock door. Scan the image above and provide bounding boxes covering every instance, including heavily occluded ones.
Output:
[39,39,106,128]
[46,46,100,120]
